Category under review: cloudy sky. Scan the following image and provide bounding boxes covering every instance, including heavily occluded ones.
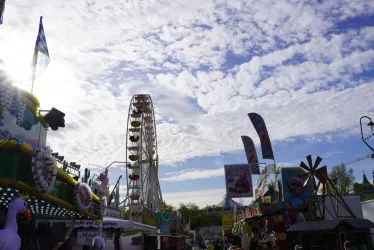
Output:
[1,0,374,208]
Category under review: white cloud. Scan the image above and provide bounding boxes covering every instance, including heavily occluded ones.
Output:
[160,168,224,182]
[162,188,254,208]
[162,189,226,208]
[0,0,373,182]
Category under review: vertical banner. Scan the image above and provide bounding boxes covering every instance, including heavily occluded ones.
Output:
[248,113,275,160]
[224,164,253,198]
[241,136,260,174]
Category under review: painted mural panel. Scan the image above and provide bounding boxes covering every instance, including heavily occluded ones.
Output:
[224,164,253,198]
[142,207,158,227]
[157,212,177,234]
[280,168,313,209]
[0,83,47,148]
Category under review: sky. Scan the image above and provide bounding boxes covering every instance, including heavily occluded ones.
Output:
[0,0,374,208]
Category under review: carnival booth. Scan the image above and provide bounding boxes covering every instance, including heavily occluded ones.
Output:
[0,80,105,249]
[232,155,362,250]
[34,216,158,249]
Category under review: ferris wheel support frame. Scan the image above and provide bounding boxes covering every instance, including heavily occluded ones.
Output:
[124,94,163,222]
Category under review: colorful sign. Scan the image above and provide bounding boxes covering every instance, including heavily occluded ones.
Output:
[143,207,157,227]
[224,164,253,198]
[221,214,234,227]
[77,231,106,245]
[248,113,274,160]
[0,85,47,148]
[281,168,312,209]
[0,105,47,148]
[67,220,121,228]
[158,212,177,234]
[241,136,260,174]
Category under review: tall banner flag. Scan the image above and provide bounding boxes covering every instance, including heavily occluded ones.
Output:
[224,164,253,198]
[0,0,5,25]
[31,16,50,93]
[248,113,275,160]
[241,136,260,174]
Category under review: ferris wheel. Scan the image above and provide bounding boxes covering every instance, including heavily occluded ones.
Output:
[124,94,163,222]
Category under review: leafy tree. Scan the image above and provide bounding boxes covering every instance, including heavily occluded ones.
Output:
[118,205,129,220]
[328,163,355,195]
[163,202,176,212]
[354,181,374,201]
[177,203,222,229]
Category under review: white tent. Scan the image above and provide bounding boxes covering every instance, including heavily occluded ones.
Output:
[66,217,158,233]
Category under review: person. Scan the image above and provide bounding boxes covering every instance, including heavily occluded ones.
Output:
[344,241,358,250]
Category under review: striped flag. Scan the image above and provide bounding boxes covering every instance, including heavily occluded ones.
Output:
[0,0,5,25]
[31,16,50,92]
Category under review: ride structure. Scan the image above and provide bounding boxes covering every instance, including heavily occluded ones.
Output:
[124,94,163,223]
[0,81,103,221]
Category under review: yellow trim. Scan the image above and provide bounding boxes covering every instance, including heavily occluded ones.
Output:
[0,178,102,220]
[53,167,100,202]
[0,140,34,155]
[16,88,40,118]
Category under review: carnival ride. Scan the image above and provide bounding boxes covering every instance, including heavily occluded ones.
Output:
[230,155,362,250]
[298,155,356,220]
[0,82,104,221]
[124,94,163,223]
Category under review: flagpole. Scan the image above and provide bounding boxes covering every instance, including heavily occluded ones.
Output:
[31,16,42,94]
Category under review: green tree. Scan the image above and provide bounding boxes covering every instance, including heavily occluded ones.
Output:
[119,205,129,220]
[163,202,176,212]
[329,163,355,195]
[177,203,222,229]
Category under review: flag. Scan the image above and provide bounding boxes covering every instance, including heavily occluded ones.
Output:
[0,0,5,25]
[31,16,50,82]
[248,113,275,160]
[241,136,260,174]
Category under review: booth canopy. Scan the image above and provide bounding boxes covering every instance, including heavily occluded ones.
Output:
[66,217,158,232]
[287,219,374,232]
[216,197,243,210]
[37,217,158,234]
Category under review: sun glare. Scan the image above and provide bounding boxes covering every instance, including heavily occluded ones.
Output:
[2,54,33,92]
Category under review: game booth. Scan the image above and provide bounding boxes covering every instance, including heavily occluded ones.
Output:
[0,79,108,249]
[34,216,158,249]
[231,156,374,250]
[0,78,164,250]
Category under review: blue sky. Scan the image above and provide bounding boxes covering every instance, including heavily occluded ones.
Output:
[158,130,374,207]
[0,0,373,208]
